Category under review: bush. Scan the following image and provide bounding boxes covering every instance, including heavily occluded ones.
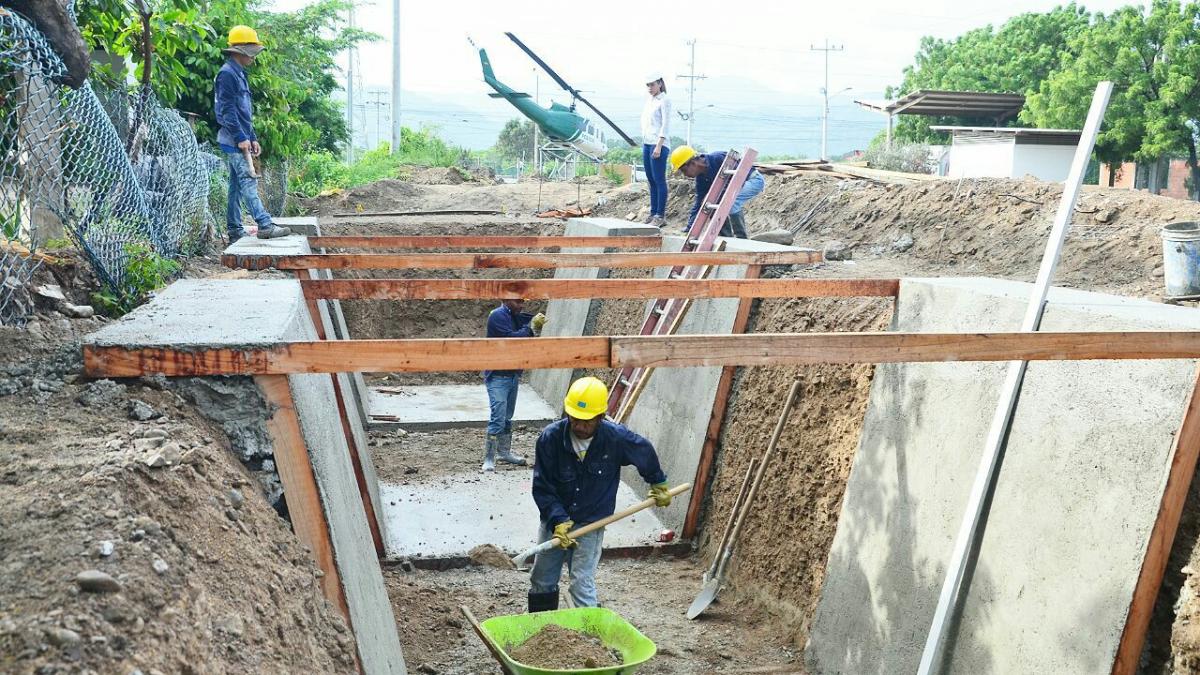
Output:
[92,242,182,316]
[862,143,935,174]
[290,127,472,197]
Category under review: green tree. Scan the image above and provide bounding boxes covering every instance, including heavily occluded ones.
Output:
[494,118,536,162]
[1026,0,1200,194]
[77,0,374,158]
[890,4,1092,143]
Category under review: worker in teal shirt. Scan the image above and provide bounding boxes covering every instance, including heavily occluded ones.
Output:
[482,298,546,472]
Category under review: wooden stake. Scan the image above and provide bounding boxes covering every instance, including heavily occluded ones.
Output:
[254,375,351,622]
[683,264,762,539]
[1112,367,1200,674]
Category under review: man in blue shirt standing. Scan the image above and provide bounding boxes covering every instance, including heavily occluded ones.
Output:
[214,25,290,244]
[527,377,672,611]
[668,145,766,239]
[483,298,546,472]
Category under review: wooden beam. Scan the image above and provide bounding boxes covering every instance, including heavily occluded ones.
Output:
[83,336,611,377]
[254,375,352,623]
[82,331,1200,378]
[610,331,1200,368]
[1112,368,1200,675]
[222,250,824,271]
[307,235,662,249]
[293,269,386,558]
[300,278,901,301]
[684,265,762,539]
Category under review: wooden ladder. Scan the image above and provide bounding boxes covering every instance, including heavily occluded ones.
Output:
[607,147,759,420]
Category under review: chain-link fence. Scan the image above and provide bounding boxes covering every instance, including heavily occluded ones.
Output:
[0,8,221,325]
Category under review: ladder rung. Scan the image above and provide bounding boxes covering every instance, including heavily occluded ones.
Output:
[705,202,721,210]
[722,169,737,176]
[618,377,633,387]
[652,306,666,315]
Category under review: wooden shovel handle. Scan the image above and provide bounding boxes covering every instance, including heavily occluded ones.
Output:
[242,147,259,178]
[460,605,516,675]
[567,482,692,540]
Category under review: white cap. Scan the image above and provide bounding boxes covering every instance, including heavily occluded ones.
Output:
[644,72,664,84]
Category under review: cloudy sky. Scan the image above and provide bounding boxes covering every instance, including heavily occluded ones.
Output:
[267,0,1145,156]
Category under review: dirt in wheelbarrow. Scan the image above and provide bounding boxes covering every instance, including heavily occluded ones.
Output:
[508,624,622,669]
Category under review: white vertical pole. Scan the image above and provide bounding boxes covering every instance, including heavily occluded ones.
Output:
[390,0,402,155]
[345,2,355,162]
[687,39,696,146]
[532,68,539,175]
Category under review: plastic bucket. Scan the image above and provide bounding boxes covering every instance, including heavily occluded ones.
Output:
[1162,222,1200,298]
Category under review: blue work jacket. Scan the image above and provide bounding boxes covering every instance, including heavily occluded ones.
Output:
[214,59,256,150]
[688,151,728,225]
[483,303,534,380]
[532,417,668,527]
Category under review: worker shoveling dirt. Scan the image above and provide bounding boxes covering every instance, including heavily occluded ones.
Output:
[508,624,622,669]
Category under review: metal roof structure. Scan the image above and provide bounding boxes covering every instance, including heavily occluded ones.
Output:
[930,125,1081,146]
[855,90,1025,121]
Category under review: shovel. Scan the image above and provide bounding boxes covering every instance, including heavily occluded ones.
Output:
[511,483,692,566]
[688,378,803,620]
[700,457,758,587]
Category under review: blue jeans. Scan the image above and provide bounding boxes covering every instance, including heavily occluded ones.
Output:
[225,150,273,238]
[485,374,519,436]
[732,170,765,215]
[529,523,605,607]
[642,144,669,217]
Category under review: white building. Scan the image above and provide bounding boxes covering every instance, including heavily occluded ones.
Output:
[931,126,1081,182]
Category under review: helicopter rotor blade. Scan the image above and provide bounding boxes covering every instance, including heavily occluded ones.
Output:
[504,32,637,147]
[504,32,577,98]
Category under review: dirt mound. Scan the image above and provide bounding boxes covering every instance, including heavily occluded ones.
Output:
[409,167,468,185]
[0,324,355,673]
[307,179,429,215]
[508,624,622,669]
[468,543,515,570]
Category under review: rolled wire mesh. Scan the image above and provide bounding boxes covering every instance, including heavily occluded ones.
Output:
[0,8,220,324]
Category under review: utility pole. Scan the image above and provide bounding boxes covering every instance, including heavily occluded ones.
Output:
[532,67,540,176]
[390,0,402,155]
[346,1,356,162]
[811,39,844,161]
[676,39,706,146]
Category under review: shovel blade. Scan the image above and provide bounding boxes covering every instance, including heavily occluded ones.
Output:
[687,577,722,620]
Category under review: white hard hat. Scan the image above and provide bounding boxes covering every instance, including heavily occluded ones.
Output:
[644,72,664,84]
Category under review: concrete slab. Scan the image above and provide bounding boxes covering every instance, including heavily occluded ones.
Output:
[528,218,660,406]
[367,384,558,430]
[379,472,666,559]
[807,277,1200,675]
[86,278,308,348]
[273,216,320,236]
[223,232,310,258]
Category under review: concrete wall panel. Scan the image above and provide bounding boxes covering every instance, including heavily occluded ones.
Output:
[807,277,1200,675]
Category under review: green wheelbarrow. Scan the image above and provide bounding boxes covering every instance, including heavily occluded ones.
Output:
[461,605,656,675]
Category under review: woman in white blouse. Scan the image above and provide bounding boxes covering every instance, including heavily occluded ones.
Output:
[640,73,672,227]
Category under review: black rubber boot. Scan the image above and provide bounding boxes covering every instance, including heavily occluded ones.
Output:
[527,590,559,613]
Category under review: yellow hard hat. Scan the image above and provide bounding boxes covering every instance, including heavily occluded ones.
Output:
[669,145,698,173]
[227,25,262,46]
[563,377,609,420]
